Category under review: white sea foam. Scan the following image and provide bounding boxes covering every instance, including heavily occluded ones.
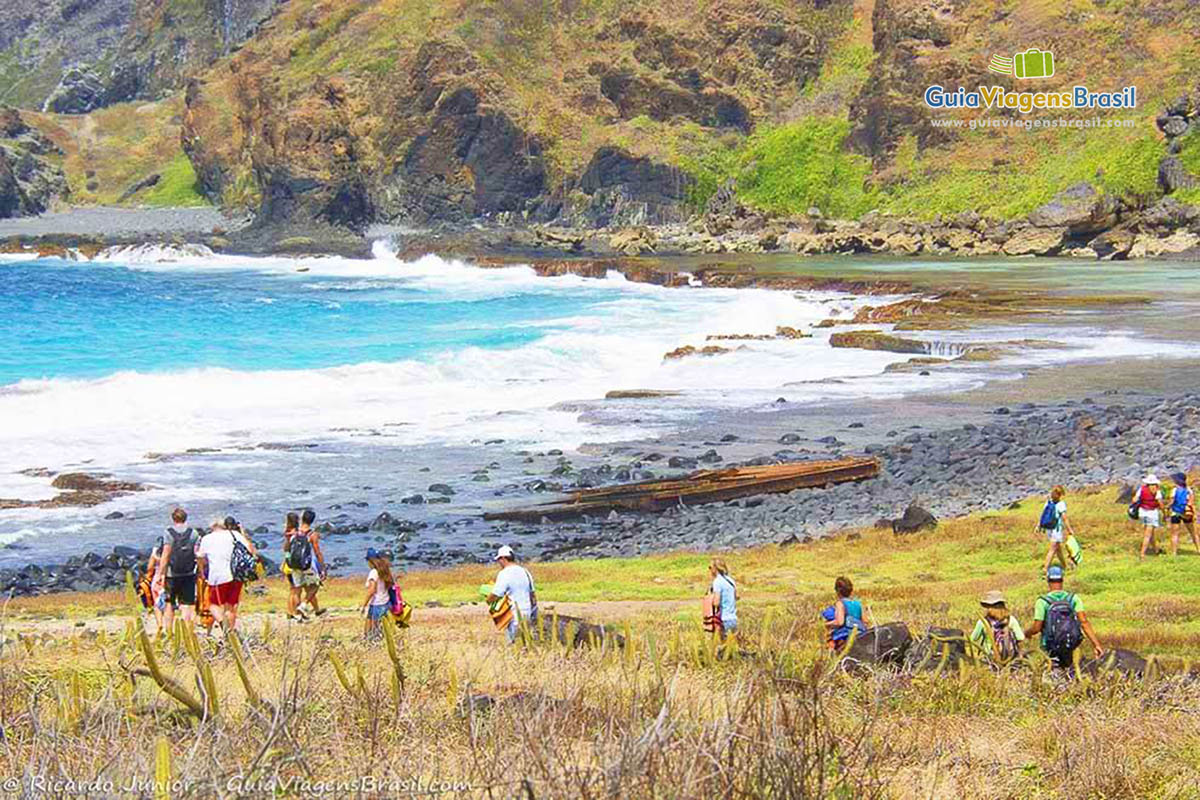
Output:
[2,244,1190,501]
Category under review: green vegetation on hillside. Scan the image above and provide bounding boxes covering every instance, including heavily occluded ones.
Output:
[880,122,1164,220]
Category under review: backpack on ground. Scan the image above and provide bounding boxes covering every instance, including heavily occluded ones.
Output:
[987,617,1020,664]
[1041,593,1083,663]
[1039,499,1060,530]
[231,534,259,583]
[287,532,313,571]
[167,527,197,576]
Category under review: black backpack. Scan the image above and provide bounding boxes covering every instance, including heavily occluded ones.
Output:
[1041,593,1083,663]
[287,532,313,571]
[230,533,259,583]
[167,527,197,576]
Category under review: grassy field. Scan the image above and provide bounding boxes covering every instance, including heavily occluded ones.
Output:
[4,485,1199,797]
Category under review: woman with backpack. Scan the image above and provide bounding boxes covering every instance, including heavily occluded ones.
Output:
[360,548,395,638]
[1168,472,1199,557]
[1034,485,1075,574]
[704,559,738,641]
[1134,474,1166,561]
[969,590,1024,664]
[823,576,873,651]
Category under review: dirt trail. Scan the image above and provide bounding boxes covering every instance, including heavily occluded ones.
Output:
[3,598,693,638]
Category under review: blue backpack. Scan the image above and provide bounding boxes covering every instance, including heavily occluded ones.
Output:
[1039,499,1060,530]
[1172,488,1191,515]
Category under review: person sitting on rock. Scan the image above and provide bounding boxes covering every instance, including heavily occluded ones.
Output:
[1023,565,1103,669]
[1134,474,1166,561]
[1035,485,1075,574]
[823,576,873,651]
[1168,472,1199,557]
[969,590,1024,664]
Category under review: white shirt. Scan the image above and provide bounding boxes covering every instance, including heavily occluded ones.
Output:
[493,564,535,618]
[198,528,250,586]
[366,568,390,606]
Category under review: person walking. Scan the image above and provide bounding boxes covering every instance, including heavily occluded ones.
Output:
[284,509,327,620]
[280,511,302,618]
[153,507,199,634]
[1035,485,1076,574]
[140,536,166,633]
[1167,472,1199,557]
[1134,474,1166,561]
[1024,565,1103,669]
[704,559,738,640]
[823,576,873,651]
[486,545,537,643]
[969,590,1024,664]
[360,548,394,638]
[196,518,258,636]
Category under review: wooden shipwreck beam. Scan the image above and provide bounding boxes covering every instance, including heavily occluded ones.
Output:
[483,457,880,522]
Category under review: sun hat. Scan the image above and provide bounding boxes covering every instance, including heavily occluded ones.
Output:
[979,590,1006,606]
[1145,473,1160,484]
[495,544,515,561]
[1046,565,1065,582]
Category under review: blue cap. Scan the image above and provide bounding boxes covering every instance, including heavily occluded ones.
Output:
[1046,565,1064,582]
[366,547,382,560]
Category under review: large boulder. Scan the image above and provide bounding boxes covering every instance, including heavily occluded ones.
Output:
[828,331,927,354]
[892,503,937,535]
[1001,226,1067,256]
[1158,156,1199,194]
[841,622,913,672]
[903,626,972,671]
[42,67,108,114]
[1027,182,1118,235]
[533,613,625,649]
[1081,648,1147,678]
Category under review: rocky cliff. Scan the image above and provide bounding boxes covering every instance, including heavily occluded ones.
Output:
[7,0,1200,252]
[0,0,282,112]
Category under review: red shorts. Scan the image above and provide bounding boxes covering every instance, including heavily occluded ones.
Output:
[208,581,243,607]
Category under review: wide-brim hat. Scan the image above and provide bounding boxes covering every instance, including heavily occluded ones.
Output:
[979,590,1006,606]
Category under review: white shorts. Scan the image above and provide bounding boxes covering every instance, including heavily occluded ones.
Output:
[1139,509,1161,528]
[1045,528,1064,544]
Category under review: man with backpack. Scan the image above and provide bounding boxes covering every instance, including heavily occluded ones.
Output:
[153,508,199,634]
[285,509,327,621]
[196,517,258,635]
[1024,565,1103,669]
[486,545,537,643]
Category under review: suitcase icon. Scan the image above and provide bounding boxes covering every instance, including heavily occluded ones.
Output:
[1013,48,1054,79]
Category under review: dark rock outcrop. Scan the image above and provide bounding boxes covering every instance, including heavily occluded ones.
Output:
[841,622,913,671]
[0,113,69,218]
[903,626,971,670]
[892,503,937,535]
[598,69,751,132]
[1028,182,1118,235]
[574,146,694,227]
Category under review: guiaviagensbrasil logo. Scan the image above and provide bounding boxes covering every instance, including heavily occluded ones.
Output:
[923,47,1136,113]
[989,48,1054,80]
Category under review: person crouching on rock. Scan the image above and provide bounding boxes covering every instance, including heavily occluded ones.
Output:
[704,559,738,641]
[197,517,257,637]
[1135,474,1166,561]
[486,545,537,643]
[970,590,1024,664]
[1035,485,1075,575]
[823,576,872,651]
[1168,472,1199,557]
[360,547,394,639]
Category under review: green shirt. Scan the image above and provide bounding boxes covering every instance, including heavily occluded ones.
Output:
[1033,590,1083,648]
[969,615,1025,656]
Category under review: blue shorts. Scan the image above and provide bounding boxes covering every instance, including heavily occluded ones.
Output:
[367,604,390,621]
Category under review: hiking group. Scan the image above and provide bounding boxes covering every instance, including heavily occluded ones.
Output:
[699,475,1194,670]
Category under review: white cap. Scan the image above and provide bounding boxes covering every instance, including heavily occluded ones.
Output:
[495,545,514,561]
[1145,473,1160,484]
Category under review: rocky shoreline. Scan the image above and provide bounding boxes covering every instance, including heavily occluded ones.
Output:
[7,174,1200,265]
[5,389,1195,598]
